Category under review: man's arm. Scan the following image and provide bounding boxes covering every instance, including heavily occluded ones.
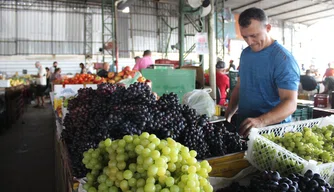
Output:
[224,77,240,122]
[239,88,297,136]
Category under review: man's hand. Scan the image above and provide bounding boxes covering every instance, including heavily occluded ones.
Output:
[239,117,265,137]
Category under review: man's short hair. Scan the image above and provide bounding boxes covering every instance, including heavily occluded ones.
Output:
[239,7,268,28]
[53,61,58,64]
[143,50,151,56]
[216,61,226,69]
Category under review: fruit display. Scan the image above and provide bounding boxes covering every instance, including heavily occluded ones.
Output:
[106,66,146,84]
[53,74,106,85]
[61,83,246,177]
[263,126,334,163]
[82,133,214,192]
[217,170,334,192]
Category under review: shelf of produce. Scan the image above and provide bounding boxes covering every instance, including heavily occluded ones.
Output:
[55,120,74,192]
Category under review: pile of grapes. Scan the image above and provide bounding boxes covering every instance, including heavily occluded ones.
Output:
[217,170,334,192]
[263,126,334,163]
[62,83,246,177]
[82,133,213,192]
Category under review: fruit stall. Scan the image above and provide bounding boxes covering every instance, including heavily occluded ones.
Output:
[50,68,334,192]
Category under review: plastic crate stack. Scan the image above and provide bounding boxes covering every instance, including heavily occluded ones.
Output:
[292,104,313,121]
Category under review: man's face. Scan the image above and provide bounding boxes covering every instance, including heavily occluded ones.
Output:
[240,19,271,52]
[53,62,58,67]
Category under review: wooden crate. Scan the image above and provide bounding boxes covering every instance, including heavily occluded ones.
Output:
[207,152,251,177]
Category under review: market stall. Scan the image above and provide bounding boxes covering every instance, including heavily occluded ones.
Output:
[50,67,334,192]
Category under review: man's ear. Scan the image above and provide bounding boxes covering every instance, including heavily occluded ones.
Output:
[266,24,272,32]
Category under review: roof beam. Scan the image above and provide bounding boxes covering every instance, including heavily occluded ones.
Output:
[283,7,334,21]
[263,0,296,11]
[231,0,262,12]
[299,13,334,23]
[268,0,331,17]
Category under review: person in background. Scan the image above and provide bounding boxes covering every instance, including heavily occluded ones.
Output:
[50,68,62,82]
[33,61,47,108]
[44,67,51,96]
[323,62,334,80]
[300,70,317,92]
[228,60,236,71]
[97,62,110,78]
[50,61,58,74]
[216,61,230,105]
[224,7,300,137]
[134,56,141,65]
[79,63,87,74]
[301,64,306,73]
[133,50,154,71]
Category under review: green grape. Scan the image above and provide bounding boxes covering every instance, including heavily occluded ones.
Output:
[170,185,180,192]
[82,133,213,192]
[155,184,162,192]
[161,188,170,192]
[88,187,97,192]
[120,180,129,191]
[151,150,161,160]
[128,178,137,187]
[148,165,158,176]
[144,183,156,192]
[123,170,133,180]
[165,176,174,187]
[104,138,112,147]
[136,178,145,188]
[108,186,118,192]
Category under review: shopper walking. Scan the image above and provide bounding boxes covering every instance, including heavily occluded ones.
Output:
[224,7,300,136]
[33,62,47,108]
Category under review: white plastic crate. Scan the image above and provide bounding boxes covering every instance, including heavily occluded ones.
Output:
[246,116,334,184]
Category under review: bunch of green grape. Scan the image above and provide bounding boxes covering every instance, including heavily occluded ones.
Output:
[263,125,334,163]
[81,132,213,192]
[252,138,304,175]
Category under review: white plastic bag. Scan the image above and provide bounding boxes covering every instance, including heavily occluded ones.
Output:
[182,89,216,117]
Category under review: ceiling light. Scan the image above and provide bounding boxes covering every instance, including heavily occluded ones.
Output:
[122,7,130,13]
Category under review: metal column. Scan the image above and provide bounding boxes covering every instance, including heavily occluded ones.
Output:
[215,0,225,59]
[84,7,93,60]
[101,0,115,65]
[178,0,185,67]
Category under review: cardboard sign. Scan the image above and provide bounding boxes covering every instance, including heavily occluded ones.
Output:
[195,33,209,54]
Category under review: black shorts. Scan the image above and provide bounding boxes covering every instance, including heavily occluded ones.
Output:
[36,85,47,96]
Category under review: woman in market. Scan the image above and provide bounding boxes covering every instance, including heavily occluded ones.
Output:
[50,68,62,82]
[79,63,87,74]
[224,7,300,137]
[44,67,51,96]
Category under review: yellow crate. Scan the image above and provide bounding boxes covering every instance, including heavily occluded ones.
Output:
[207,152,251,177]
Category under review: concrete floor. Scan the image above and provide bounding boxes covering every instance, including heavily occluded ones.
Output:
[0,103,55,192]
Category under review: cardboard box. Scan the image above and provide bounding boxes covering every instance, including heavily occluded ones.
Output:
[181,65,204,89]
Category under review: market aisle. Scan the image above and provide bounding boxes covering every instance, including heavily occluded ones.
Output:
[0,103,55,192]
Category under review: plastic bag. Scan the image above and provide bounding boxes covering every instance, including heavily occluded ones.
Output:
[182,89,216,117]
[117,71,142,88]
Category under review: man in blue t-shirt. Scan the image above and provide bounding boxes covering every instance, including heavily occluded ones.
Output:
[224,7,300,137]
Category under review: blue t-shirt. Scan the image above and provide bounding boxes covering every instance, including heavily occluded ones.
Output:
[238,40,300,126]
